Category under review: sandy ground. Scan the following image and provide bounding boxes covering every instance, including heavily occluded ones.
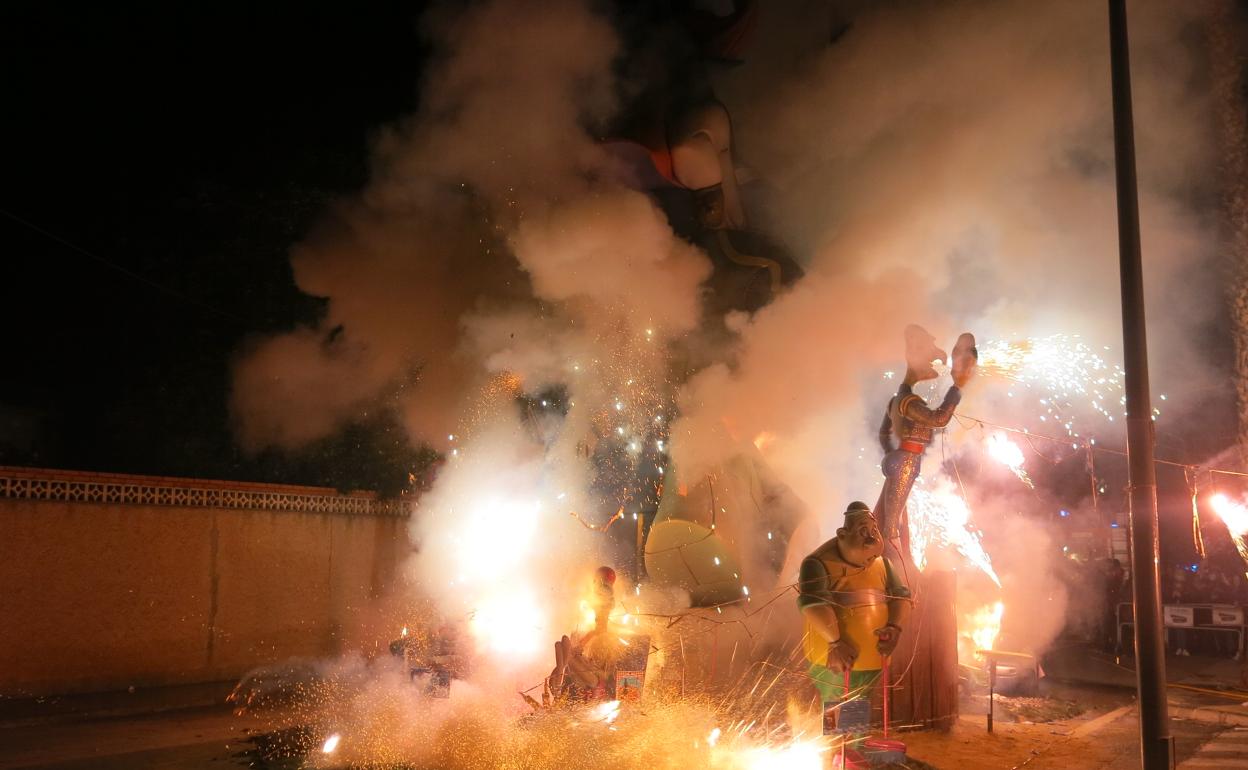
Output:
[901,698,1226,769]
[0,699,1229,770]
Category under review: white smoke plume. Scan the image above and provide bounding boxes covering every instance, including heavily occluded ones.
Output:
[231,0,709,457]
[677,0,1228,513]
[660,0,1240,661]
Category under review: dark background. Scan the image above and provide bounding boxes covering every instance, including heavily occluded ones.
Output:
[1,2,433,491]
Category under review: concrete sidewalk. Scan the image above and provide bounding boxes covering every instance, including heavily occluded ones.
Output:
[0,704,260,770]
[0,681,237,728]
[1044,642,1248,727]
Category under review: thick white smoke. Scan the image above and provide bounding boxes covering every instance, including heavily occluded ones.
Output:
[663,0,1237,656]
[680,0,1226,510]
[231,0,709,459]
[228,0,1244,682]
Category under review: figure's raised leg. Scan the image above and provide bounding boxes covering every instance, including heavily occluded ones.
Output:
[876,450,922,542]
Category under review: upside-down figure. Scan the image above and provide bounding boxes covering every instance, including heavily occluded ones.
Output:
[875,325,977,545]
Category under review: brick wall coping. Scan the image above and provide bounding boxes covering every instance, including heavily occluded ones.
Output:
[0,465,409,517]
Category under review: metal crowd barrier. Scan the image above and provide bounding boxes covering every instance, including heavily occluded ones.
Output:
[1116,602,1245,659]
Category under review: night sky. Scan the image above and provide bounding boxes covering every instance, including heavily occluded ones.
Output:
[2,2,432,491]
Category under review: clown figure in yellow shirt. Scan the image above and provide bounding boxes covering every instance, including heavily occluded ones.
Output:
[798,501,911,731]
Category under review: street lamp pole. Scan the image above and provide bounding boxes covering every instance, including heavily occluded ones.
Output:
[1106,1,1173,767]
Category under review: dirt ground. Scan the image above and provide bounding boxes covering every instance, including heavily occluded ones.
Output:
[1,670,1237,770]
[900,702,1223,769]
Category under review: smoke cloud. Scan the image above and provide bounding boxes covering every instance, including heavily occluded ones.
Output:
[230,0,709,457]
[677,0,1228,515]
[228,0,1245,698]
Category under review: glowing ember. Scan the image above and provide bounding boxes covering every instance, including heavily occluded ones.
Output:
[985,432,1034,488]
[752,431,777,452]
[321,733,341,754]
[1211,494,1248,572]
[907,481,1000,586]
[708,727,722,746]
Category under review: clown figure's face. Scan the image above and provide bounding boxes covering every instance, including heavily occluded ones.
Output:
[837,516,885,566]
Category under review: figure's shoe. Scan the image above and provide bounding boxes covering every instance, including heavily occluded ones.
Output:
[952,332,978,385]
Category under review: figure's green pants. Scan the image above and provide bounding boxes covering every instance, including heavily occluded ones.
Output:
[809,663,879,704]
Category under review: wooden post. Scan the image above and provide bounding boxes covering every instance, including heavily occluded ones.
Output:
[890,569,959,730]
[987,661,996,734]
[635,512,645,580]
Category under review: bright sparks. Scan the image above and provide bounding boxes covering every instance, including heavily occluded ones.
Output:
[702,721,827,770]
[439,493,549,664]
[321,733,341,754]
[587,699,622,724]
[1211,494,1248,572]
[985,432,1034,488]
[449,497,540,582]
[908,481,1000,586]
[730,738,827,770]
[978,334,1129,433]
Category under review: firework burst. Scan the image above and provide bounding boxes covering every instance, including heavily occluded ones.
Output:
[976,334,1156,436]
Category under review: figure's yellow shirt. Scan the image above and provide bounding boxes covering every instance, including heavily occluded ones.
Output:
[798,541,905,671]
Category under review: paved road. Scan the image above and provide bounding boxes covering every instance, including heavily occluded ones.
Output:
[1179,727,1248,769]
[1,706,280,770]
